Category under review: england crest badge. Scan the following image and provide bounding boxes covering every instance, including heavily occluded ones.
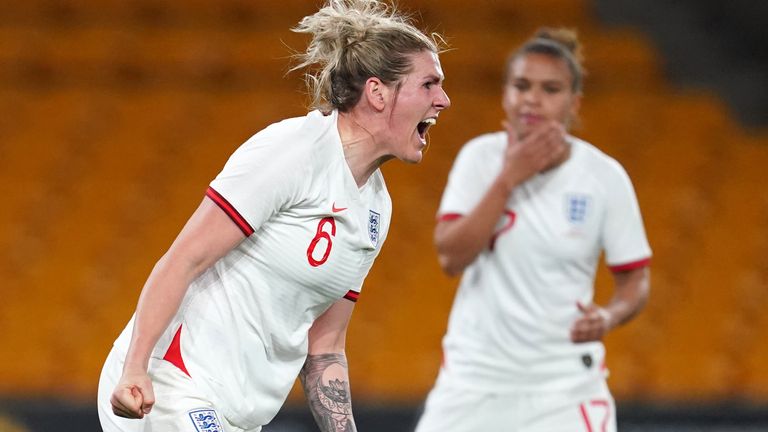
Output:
[368,210,381,247]
[565,194,590,224]
[189,409,222,432]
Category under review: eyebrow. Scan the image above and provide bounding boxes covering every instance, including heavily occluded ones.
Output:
[512,77,565,86]
[424,74,444,83]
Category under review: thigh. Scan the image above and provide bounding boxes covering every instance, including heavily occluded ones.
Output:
[415,382,513,432]
[98,348,250,432]
[145,360,244,432]
[522,380,616,432]
[575,396,615,432]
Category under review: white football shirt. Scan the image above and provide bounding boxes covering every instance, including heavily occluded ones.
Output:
[436,132,651,393]
[113,110,391,429]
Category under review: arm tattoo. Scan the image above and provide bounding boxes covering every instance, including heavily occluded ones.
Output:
[300,353,357,432]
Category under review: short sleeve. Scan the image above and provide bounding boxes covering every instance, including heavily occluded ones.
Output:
[438,135,501,219]
[601,162,652,270]
[208,132,306,236]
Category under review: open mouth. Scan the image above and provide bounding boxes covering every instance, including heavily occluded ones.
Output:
[417,118,437,142]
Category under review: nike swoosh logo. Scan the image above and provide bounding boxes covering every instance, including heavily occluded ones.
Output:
[332,202,348,213]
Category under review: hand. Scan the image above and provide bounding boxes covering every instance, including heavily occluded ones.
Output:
[110,370,155,419]
[570,301,613,343]
[499,120,568,190]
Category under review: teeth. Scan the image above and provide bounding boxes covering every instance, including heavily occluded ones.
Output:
[422,118,436,126]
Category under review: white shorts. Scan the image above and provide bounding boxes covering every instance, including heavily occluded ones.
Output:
[98,348,259,432]
[415,378,616,432]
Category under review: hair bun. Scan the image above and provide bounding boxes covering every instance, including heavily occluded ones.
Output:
[343,25,368,47]
[535,27,583,62]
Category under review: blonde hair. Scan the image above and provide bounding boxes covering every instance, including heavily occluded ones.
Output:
[506,27,586,93]
[291,0,444,113]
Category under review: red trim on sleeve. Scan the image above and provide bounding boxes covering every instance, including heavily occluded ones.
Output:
[163,325,191,377]
[343,290,359,302]
[609,257,651,273]
[206,186,255,236]
[437,213,463,222]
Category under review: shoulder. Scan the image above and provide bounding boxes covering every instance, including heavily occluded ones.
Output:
[232,111,340,169]
[461,131,506,153]
[245,110,332,150]
[569,135,631,182]
[455,131,506,163]
[568,136,637,202]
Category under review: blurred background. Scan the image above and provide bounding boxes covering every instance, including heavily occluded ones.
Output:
[1,0,767,430]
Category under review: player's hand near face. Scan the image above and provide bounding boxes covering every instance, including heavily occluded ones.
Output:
[570,301,613,343]
[499,120,568,190]
[110,369,155,419]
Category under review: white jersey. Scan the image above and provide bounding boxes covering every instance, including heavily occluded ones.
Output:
[113,110,391,429]
[436,132,651,393]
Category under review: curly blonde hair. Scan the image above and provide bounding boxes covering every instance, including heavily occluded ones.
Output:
[291,0,445,113]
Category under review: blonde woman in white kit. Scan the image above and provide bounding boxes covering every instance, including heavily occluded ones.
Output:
[97,1,450,431]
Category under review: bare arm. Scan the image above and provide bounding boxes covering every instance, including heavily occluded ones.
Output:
[435,121,568,276]
[434,180,514,276]
[111,197,246,418]
[570,266,650,343]
[300,299,357,432]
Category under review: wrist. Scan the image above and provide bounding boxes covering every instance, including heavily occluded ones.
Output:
[599,307,615,330]
[122,354,150,374]
[493,174,518,197]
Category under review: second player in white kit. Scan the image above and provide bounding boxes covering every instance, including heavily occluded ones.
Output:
[416,28,651,432]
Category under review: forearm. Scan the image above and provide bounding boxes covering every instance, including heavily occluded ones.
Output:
[605,267,650,329]
[300,353,356,432]
[123,254,199,372]
[436,178,515,276]
[121,197,245,374]
[571,267,650,342]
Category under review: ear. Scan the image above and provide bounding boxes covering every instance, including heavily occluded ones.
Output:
[363,77,388,112]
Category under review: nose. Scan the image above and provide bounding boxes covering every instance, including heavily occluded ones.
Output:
[523,88,541,105]
[435,88,451,111]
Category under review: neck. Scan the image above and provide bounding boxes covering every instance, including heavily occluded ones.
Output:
[337,111,388,188]
[543,138,572,172]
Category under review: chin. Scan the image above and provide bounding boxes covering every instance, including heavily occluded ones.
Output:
[402,151,423,164]
[517,124,533,139]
